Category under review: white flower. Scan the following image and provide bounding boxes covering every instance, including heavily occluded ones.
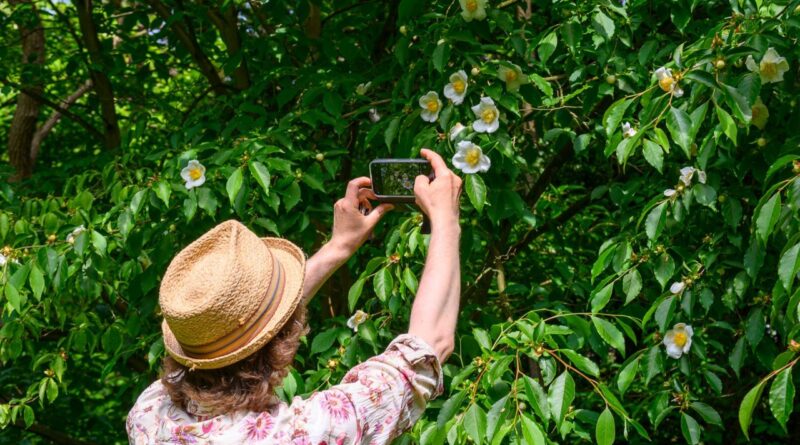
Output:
[347,310,369,332]
[0,253,6,267]
[497,64,528,92]
[459,0,487,22]
[622,122,637,138]
[751,97,769,130]
[181,160,207,190]
[471,97,500,133]
[746,48,790,84]
[368,108,381,123]
[355,81,372,96]
[663,323,694,359]
[449,122,467,141]
[452,140,491,174]
[419,91,442,123]
[66,225,86,244]
[443,70,469,105]
[655,67,684,97]
[670,281,686,294]
[663,189,677,197]
[678,166,706,186]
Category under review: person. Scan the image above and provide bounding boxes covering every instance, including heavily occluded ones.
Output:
[126,149,463,444]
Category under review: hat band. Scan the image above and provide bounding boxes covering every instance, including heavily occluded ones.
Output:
[179,253,287,359]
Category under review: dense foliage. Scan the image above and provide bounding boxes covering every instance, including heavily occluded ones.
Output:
[1,0,800,443]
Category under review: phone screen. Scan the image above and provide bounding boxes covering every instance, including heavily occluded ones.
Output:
[370,160,432,198]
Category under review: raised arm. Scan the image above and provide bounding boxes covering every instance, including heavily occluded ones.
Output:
[408,149,463,362]
[301,177,393,305]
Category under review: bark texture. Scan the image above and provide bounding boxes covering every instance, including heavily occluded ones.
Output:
[7,0,45,181]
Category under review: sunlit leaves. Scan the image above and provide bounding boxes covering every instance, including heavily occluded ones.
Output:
[596,407,616,445]
[548,371,575,429]
[739,380,766,439]
[465,174,487,213]
[768,367,795,432]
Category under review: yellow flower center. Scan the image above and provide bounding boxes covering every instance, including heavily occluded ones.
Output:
[481,108,496,124]
[466,0,478,12]
[761,62,777,77]
[673,332,688,347]
[189,167,203,181]
[426,99,439,113]
[452,79,466,94]
[658,76,674,92]
[465,147,481,166]
[505,70,517,82]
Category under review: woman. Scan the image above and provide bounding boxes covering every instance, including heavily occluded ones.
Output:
[127,149,463,444]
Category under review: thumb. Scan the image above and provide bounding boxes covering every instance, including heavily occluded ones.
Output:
[366,203,394,225]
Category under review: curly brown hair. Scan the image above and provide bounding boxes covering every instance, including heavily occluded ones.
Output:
[161,305,308,415]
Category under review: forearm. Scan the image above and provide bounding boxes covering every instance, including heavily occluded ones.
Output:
[301,240,351,305]
[408,221,461,362]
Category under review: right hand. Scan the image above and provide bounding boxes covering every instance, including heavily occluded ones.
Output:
[414,149,463,227]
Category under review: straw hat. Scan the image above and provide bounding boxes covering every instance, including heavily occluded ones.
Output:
[159,220,306,370]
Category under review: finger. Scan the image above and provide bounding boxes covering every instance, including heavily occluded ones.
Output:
[414,174,430,195]
[357,188,377,202]
[365,203,394,224]
[419,148,449,177]
[345,177,372,204]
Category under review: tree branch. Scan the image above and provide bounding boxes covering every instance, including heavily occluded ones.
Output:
[31,79,93,162]
[145,0,228,95]
[0,77,103,142]
[200,1,250,89]
[11,419,100,445]
[73,0,121,148]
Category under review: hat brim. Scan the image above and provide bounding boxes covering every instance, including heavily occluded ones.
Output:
[162,237,306,370]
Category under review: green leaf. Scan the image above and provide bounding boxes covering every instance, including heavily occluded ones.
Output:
[310,328,339,355]
[642,139,664,173]
[522,376,550,423]
[432,43,450,73]
[154,181,171,207]
[623,269,642,304]
[592,11,615,40]
[374,268,393,301]
[739,380,766,440]
[778,242,800,292]
[730,337,747,378]
[722,82,752,123]
[538,31,558,64]
[520,415,546,445]
[548,371,575,429]
[226,167,244,206]
[561,349,600,377]
[681,412,702,445]
[655,296,676,332]
[596,407,615,445]
[438,390,467,427]
[29,265,44,300]
[592,316,626,354]
[603,99,631,137]
[590,282,614,313]
[693,184,717,207]
[529,73,553,97]
[91,231,107,256]
[684,70,717,89]
[666,107,693,158]
[347,277,366,312]
[617,356,640,393]
[23,405,34,428]
[654,253,675,289]
[690,402,722,426]
[473,328,492,350]
[465,174,487,213]
[768,367,795,432]
[463,403,487,445]
[645,202,668,240]
[248,161,271,196]
[45,378,58,403]
[4,283,21,313]
[716,106,737,144]
[384,117,401,150]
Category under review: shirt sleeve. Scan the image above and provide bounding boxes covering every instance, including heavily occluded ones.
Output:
[287,334,443,445]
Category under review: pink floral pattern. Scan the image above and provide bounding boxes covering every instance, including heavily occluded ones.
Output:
[127,335,442,444]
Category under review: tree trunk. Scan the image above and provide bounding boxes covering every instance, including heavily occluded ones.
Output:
[7,0,45,181]
[74,0,121,149]
[204,3,250,90]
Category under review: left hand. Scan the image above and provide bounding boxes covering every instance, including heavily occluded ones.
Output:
[329,177,394,257]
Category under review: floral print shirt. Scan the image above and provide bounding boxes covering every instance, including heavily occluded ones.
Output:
[127,334,443,444]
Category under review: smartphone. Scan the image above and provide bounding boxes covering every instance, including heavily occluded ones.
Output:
[369,159,434,203]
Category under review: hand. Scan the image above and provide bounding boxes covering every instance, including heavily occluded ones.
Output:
[414,149,463,228]
[329,177,394,257]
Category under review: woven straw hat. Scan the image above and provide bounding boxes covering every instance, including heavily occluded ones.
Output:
[159,220,306,370]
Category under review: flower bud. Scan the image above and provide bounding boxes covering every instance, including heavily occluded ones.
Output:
[315,153,325,162]
[471,67,480,76]
[714,58,726,69]
[605,74,617,84]
[47,234,56,243]
[436,38,446,46]
[399,25,407,35]
[327,359,339,369]
[789,339,800,353]
[757,137,767,147]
